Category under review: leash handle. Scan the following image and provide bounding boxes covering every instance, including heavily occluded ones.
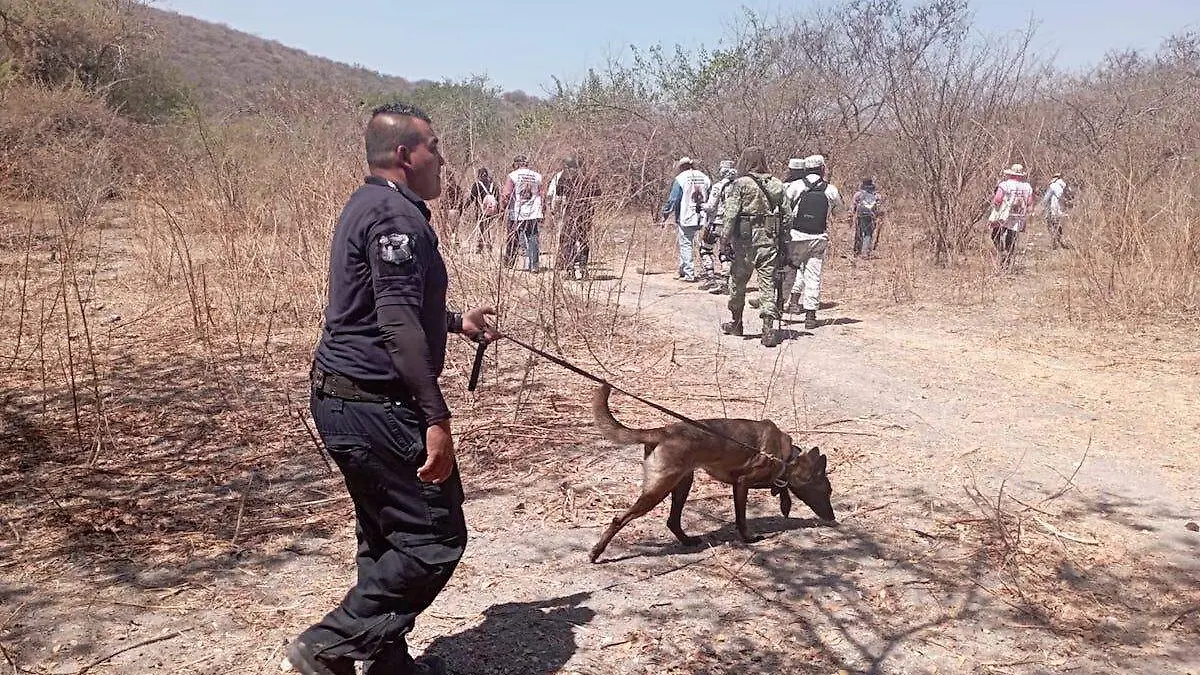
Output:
[467,337,488,392]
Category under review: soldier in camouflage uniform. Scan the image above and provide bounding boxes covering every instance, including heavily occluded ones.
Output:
[721,146,788,348]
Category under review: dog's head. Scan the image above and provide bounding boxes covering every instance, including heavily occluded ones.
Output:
[783,445,836,522]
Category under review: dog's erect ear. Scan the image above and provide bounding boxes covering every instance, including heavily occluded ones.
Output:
[815,454,828,475]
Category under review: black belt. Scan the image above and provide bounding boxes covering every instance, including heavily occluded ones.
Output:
[310,367,405,403]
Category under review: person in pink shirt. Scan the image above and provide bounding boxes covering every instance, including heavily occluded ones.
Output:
[988,163,1034,269]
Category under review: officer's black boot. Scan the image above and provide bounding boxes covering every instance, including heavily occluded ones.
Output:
[284,640,354,675]
[720,311,743,336]
[761,319,782,347]
[804,309,818,330]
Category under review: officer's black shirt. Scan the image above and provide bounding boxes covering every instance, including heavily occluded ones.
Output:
[314,177,455,423]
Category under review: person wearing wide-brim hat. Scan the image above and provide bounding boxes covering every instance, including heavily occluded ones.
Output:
[987,163,1034,269]
[660,156,712,283]
[850,176,884,258]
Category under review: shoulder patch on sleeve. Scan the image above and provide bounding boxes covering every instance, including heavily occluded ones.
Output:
[378,232,414,266]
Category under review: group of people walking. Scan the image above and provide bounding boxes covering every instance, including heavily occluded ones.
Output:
[660,149,885,347]
[987,163,1072,269]
[288,102,1080,675]
[451,155,601,280]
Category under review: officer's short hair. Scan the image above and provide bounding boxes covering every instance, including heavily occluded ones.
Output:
[366,102,433,170]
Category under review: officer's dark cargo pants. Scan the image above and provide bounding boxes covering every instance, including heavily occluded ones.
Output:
[301,390,467,673]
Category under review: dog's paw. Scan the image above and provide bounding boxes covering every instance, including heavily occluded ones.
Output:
[678,536,702,547]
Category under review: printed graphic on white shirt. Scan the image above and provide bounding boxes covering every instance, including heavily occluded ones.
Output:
[508,168,544,221]
[676,170,711,228]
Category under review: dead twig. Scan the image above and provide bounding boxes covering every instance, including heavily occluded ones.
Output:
[230,472,254,546]
[72,629,188,674]
[842,501,896,520]
[1032,516,1098,546]
[292,403,333,474]
[1040,434,1090,506]
[795,429,882,437]
[596,547,720,593]
[1167,606,1200,630]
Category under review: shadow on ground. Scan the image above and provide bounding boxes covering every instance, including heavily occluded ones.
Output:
[425,593,594,675]
[522,481,1200,674]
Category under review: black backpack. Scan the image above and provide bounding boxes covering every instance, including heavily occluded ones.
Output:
[791,177,830,235]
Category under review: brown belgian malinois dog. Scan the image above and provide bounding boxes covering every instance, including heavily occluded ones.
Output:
[590,383,836,562]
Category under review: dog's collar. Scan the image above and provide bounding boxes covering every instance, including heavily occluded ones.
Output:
[771,447,797,489]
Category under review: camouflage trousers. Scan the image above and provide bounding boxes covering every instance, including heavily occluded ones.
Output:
[727,219,780,321]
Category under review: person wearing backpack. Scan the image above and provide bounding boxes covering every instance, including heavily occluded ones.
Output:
[660,157,712,283]
[782,155,843,329]
[987,163,1034,270]
[700,159,737,291]
[466,167,500,253]
[851,177,884,257]
[1040,171,1069,249]
[721,146,788,347]
[501,155,545,272]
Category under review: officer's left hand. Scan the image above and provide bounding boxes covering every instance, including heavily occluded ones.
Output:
[462,306,501,343]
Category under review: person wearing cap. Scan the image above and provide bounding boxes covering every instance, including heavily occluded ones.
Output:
[1041,172,1069,249]
[987,163,1034,269]
[850,177,884,258]
[548,155,601,280]
[721,146,787,347]
[660,156,712,283]
[501,154,545,272]
[781,154,843,329]
[700,159,737,291]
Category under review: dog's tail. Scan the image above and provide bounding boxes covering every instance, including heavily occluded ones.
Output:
[592,383,667,446]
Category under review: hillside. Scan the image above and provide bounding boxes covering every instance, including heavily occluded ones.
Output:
[141,6,416,109]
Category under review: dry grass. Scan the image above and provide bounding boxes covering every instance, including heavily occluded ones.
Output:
[1,3,1198,672]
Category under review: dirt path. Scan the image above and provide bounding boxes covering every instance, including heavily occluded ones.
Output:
[418,267,1200,674]
[4,250,1199,674]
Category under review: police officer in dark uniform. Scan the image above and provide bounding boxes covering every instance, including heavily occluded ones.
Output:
[285,102,498,675]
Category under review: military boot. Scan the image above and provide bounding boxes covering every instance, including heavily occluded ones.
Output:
[761,319,782,347]
[720,312,743,336]
[804,309,818,330]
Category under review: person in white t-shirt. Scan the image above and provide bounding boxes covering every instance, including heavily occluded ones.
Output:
[501,155,545,272]
[782,155,843,330]
[659,157,712,283]
[1041,172,1069,249]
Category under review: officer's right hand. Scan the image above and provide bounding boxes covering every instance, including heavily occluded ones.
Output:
[419,421,456,483]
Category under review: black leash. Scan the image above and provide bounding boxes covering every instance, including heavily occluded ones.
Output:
[491,334,795,483]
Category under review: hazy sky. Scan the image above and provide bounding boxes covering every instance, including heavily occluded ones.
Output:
[159,0,1198,93]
